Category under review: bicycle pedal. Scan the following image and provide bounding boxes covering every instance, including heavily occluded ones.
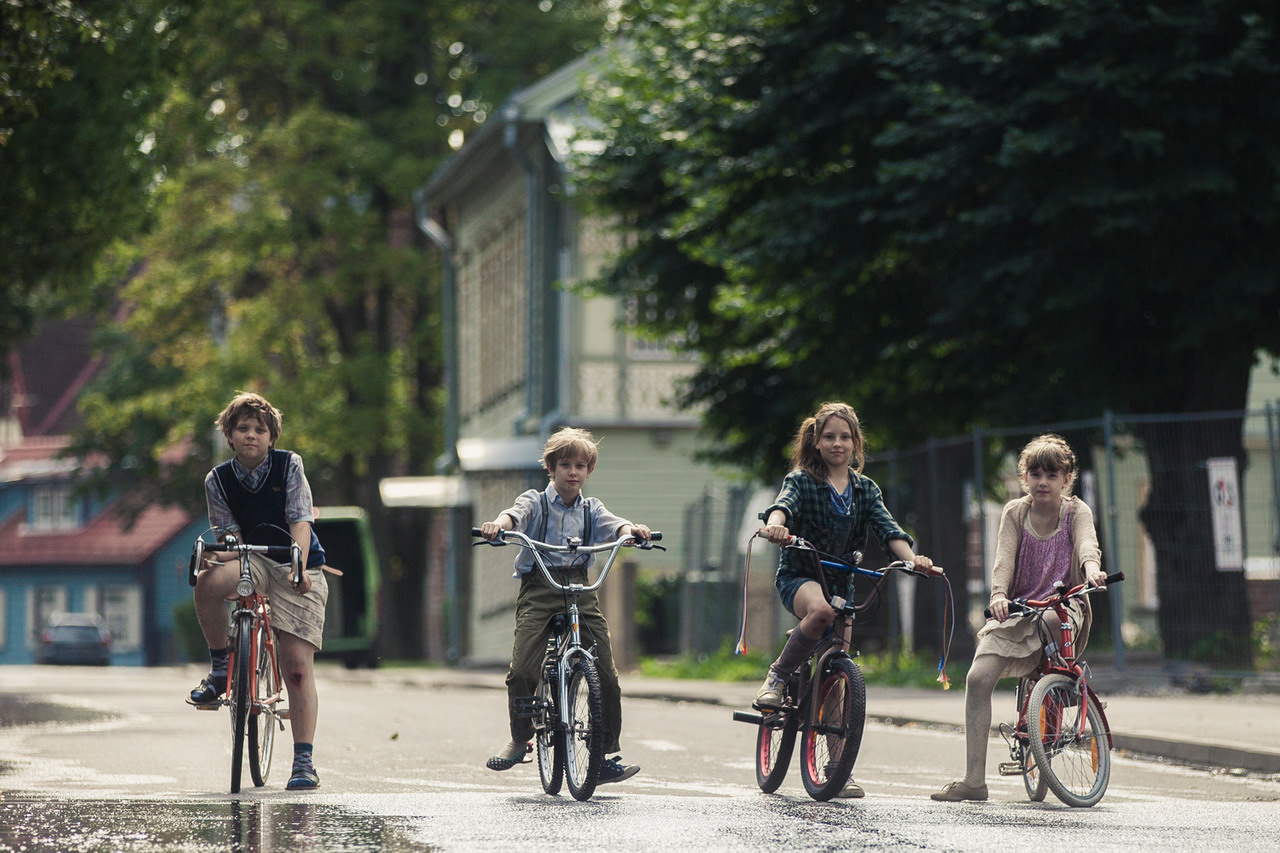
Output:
[190,703,221,711]
[512,696,543,719]
[997,762,1023,776]
[280,708,290,719]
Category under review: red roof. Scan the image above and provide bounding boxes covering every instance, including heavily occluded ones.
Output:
[0,501,195,566]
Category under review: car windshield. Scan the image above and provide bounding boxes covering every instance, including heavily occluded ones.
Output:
[50,625,102,643]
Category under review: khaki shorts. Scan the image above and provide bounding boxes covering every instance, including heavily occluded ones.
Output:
[247,552,329,650]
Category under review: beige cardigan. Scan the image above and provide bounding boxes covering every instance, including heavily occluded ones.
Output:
[988,495,1103,651]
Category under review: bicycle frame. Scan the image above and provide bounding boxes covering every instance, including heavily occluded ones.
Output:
[190,529,301,791]
[735,535,946,800]
[997,572,1124,806]
[472,526,665,800]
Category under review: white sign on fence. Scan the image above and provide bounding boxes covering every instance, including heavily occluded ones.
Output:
[1206,457,1244,571]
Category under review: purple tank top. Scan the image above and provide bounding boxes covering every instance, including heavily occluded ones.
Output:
[1010,501,1073,601]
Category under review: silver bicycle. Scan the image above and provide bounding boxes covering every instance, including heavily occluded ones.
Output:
[472,527,664,801]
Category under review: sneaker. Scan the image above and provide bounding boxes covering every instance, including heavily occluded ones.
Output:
[485,740,531,771]
[598,756,639,784]
[753,669,787,710]
[931,780,988,802]
[287,766,320,789]
[186,674,226,706]
[837,781,865,798]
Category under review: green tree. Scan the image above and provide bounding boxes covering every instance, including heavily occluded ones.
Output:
[72,0,609,657]
[578,1,1280,661]
[0,0,182,349]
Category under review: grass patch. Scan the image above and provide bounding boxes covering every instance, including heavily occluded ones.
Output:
[638,642,964,690]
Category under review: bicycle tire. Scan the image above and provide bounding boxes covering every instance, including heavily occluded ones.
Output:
[754,702,798,793]
[1028,673,1111,807]
[1017,678,1047,802]
[229,611,253,794]
[563,657,604,801]
[800,656,866,801]
[536,669,564,795]
[249,621,278,787]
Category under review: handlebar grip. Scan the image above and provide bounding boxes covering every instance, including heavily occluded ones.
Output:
[649,531,663,541]
[1105,571,1125,584]
[471,527,483,536]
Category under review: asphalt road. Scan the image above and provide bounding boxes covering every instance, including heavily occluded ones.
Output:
[1,665,1278,852]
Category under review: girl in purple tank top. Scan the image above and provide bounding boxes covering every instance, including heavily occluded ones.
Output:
[933,435,1106,803]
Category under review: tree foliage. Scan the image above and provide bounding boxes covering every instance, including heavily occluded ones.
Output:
[579,0,1280,475]
[0,0,182,348]
[67,0,609,655]
[578,0,1280,660]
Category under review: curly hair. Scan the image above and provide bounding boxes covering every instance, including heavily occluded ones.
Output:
[216,392,283,449]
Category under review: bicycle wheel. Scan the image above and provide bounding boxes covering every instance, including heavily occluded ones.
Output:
[1017,678,1047,802]
[755,702,798,793]
[229,611,253,794]
[536,669,564,795]
[1028,673,1111,807]
[249,622,278,787]
[800,656,866,801]
[563,657,604,801]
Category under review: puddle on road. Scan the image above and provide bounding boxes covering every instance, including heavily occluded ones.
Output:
[0,694,114,728]
[0,798,440,853]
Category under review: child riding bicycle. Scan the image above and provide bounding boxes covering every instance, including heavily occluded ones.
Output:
[477,427,651,785]
[188,391,331,790]
[932,433,1106,802]
[754,402,934,799]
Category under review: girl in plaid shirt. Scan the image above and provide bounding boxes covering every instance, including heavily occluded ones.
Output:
[754,402,934,797]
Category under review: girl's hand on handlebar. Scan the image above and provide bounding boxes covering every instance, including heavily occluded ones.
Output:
[1086,566,1108,587]
[626,523,652,542]
[756,524,791,545]
[989,595,1010,623]
[910,554,937,575]
[479,520,505,541]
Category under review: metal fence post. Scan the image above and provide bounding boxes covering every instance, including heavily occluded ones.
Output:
[1104,409,1126,672]
[973,426,988,604]
[1268,402,1280,556]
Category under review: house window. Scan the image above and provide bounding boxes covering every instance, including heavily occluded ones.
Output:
[100,585,142,652]
[31,485,78,531]
[28,585,67,646]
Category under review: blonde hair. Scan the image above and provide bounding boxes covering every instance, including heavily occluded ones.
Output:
[791,401,865,481]
[217,392,283,449]
[542,427,599,474]
[1018,433,1076,495]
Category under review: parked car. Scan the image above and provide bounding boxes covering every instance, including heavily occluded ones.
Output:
[314,506,382,668]
[37,613,112,666]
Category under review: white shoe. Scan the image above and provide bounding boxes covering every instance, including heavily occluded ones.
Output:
[754,669,787,709]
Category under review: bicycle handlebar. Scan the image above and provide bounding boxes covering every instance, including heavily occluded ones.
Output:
[780,535,945,579]
[470,527,665,594]
[984,571,1125,619]
[189,530,304,588]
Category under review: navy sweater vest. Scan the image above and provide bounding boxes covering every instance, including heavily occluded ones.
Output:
[213,449,325,569]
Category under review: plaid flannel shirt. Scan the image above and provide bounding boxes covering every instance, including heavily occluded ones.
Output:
[764,469,913,584]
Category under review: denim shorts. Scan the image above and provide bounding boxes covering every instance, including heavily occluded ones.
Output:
[775,573,850,617]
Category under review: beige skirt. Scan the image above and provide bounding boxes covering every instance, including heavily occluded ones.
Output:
[974,598,1084,679]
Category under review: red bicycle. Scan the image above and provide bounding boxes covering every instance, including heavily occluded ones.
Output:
[995,572,1124,807]
[189,529,301,793]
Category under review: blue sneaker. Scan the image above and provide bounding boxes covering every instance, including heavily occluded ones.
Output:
[598,756,639,784]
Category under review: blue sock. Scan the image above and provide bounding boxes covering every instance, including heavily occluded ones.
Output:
[209,647,228,678]
[293,742,314,770]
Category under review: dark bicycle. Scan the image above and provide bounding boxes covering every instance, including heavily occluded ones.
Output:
[733,535,947,801]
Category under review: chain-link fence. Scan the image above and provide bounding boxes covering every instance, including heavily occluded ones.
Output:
[682,406,1280,674]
